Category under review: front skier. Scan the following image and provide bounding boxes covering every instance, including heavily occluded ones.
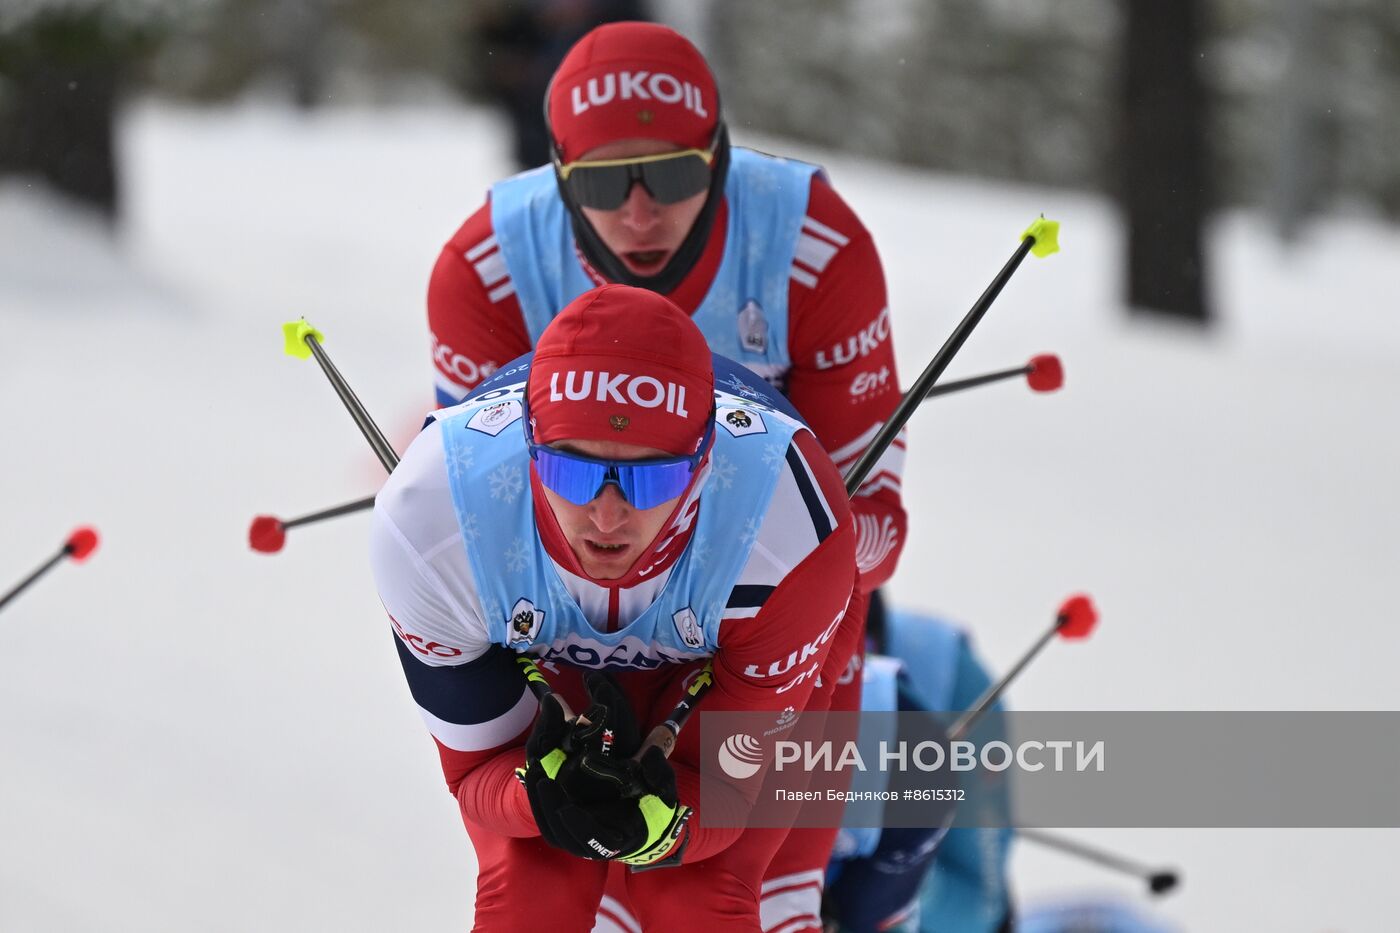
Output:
[372,285,863,930]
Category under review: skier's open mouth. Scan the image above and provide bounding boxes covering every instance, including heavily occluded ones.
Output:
[586,540,629,556]
[623,250,669,273]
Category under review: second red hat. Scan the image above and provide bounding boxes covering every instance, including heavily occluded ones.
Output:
[547,22,720,163]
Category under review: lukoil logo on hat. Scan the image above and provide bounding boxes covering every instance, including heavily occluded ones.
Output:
[547,370,693,417]
[568,70,710,119]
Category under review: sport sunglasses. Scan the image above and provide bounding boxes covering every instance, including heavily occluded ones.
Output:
[554,147,715,211]
[523,407,715,510]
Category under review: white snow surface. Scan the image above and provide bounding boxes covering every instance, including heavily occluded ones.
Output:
[1,97,1397,931]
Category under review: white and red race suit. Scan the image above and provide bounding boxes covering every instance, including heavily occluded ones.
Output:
[371,366,863,931]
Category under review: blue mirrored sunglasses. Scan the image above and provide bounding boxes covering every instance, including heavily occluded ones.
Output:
[524,409,714,510]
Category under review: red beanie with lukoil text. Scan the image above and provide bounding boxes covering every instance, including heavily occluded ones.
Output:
[547,22,720,163]
[527,284,713,456]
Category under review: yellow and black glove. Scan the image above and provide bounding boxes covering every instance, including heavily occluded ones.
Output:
[520,673,692,868]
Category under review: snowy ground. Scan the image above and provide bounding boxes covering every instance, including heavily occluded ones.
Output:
[1,97,1397,931]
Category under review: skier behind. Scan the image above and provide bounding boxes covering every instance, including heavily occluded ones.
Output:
[371,285,864,931]
[426,28,909,924]
[427,19,906,618]
[823,607,1015,932]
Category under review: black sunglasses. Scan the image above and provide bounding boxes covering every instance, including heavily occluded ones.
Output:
[554,147,716,211]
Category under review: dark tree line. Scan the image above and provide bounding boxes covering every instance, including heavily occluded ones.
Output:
[0,7,160,219]
[5,0,1395,329]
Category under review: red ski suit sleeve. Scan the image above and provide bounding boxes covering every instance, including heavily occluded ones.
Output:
[785,179,906,592]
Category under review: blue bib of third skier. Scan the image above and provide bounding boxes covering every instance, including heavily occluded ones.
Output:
[432,356,808,672]
[884,609,965,711]
[489,148,819,386]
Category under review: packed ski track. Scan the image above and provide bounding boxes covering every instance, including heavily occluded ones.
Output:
[1,97,1397,931]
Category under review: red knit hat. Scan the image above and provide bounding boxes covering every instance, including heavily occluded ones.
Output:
[547,22,720,163]
[528,285,714,456]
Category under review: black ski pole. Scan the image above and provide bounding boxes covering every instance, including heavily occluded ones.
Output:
[256,320,401,553]
[249,495,379,554]
[0,527,100,614]
[921,595,1097,844]
[844,217,1060,495]
[636,218,1063,756]
[946,594,1097,742]
[925,353,1062,400]
[1019,828,1181,896]
[283,319,399,473]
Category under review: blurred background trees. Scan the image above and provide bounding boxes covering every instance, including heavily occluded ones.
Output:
[0,1,175,218]
[2,0,1395,318]
[1121,0,1210,323]
[467,0,649,170]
